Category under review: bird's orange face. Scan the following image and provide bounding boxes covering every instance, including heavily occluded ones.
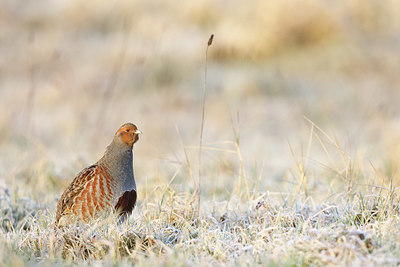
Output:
[115,123,142,147]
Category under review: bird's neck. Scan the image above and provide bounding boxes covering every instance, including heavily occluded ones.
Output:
[99,140,135,189]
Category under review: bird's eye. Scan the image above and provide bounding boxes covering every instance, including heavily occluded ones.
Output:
[126,129,130,132]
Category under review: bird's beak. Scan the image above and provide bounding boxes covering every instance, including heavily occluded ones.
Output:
[134,129,142,134]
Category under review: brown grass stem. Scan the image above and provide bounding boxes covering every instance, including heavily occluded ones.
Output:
[198,34,214,217]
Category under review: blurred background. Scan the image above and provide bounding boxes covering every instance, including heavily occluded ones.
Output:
[1,0,400,207]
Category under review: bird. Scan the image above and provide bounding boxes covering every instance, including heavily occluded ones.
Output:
[55,123,142,226]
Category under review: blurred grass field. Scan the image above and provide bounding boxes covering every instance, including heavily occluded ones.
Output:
[2,0,400,265]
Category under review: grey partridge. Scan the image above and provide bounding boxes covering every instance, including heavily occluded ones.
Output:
[55,123,141,226]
